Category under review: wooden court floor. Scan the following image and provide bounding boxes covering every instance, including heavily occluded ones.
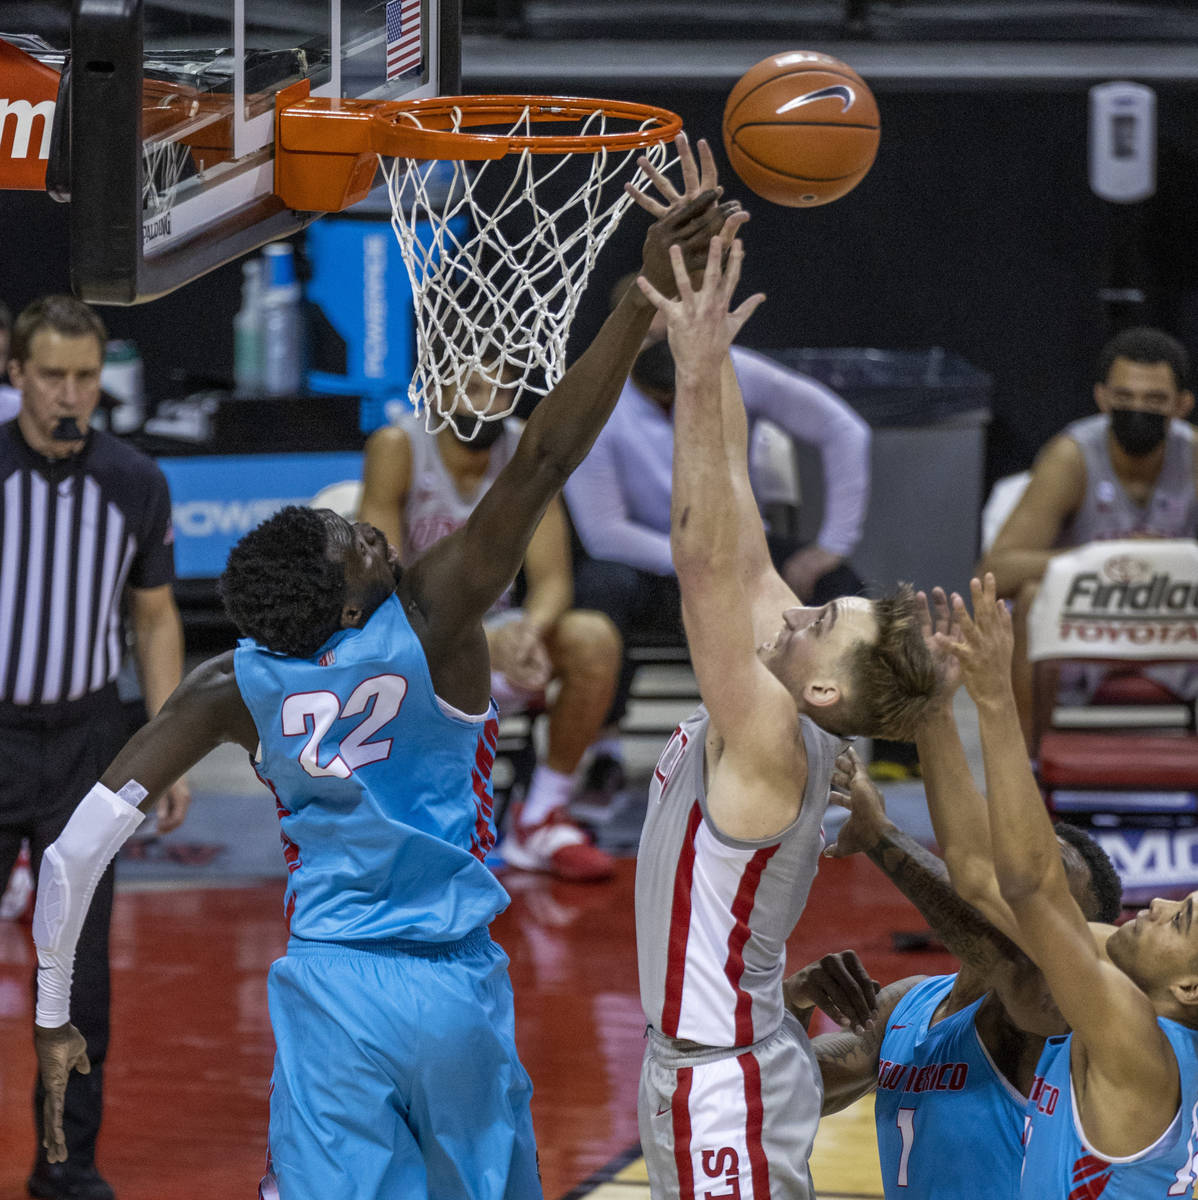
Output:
[0,855,954,1199]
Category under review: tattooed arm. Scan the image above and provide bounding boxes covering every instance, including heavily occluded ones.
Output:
[807,978,925,1115]
[827,749,1032,979]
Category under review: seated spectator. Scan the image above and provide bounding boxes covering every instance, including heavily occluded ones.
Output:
[359,364,621,883]
[563,271,873,786]
[978,325,1197,747]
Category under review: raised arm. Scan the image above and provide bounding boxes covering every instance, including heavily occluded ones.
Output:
[33,655,257,1161]
[409,134,739,639]
[641,234,816,841]
[945,576,1178,1138]
[827,747,1029,977]
[735,349,871,596]
[910,588,1022,939]
[717,356,805,644]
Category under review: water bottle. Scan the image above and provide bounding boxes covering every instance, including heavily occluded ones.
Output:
[233,257,264,396]
[260,242,303,397]
[101,340,145,433]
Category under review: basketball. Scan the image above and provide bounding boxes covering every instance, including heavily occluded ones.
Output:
[722,50,880,207]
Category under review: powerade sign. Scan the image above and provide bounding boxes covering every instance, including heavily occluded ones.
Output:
[159,452,364,578]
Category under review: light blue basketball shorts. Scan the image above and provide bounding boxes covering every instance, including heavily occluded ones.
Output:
[259,928,542,1200]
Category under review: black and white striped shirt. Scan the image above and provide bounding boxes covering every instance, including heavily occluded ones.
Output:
[0,420,174,710]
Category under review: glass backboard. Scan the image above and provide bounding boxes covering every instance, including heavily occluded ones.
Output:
[59,0,456,303]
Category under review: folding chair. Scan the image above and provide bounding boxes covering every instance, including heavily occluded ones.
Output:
[1027,539,1198,904]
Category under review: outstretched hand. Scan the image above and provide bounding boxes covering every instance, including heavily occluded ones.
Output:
[824,747,889,859]
[917,586,964,711]
[629,132,750,298]
[34,1022,90,1163]
[932,574,1015,709]
[636,233,765,377]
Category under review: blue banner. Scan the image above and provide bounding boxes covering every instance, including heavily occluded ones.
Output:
[160,451,364,578]
[1090,824,1198,906]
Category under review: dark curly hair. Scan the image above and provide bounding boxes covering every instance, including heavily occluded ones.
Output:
[1096,326,1190,392]
[1054,820,1124,925]
[219,506,347,658]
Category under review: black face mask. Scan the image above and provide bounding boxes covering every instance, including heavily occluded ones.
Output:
[631,339,675,397]
[1110,409,1168,456]
[450,414,506,449]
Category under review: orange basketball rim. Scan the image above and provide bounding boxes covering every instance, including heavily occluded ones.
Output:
[273,83,684,212]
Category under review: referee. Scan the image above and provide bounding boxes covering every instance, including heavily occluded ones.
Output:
[1,295,189,1200]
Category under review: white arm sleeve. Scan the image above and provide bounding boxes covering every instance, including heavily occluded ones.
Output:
[32,781,147,1028]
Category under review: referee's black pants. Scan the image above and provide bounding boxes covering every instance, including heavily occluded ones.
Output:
[0,688,126,1173]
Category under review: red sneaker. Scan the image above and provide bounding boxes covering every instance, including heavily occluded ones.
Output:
[499,802,616,882]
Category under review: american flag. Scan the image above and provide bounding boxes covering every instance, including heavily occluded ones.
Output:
[385,0,422,81]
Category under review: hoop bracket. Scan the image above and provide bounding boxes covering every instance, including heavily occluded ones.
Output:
[274,83,682,213]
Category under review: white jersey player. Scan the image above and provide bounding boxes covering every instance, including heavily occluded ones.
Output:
[630,205,938,1199]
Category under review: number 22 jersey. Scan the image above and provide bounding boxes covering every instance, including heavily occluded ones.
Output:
[234,592,510,943]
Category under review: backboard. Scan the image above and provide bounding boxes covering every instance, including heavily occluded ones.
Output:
[0,0,457,303]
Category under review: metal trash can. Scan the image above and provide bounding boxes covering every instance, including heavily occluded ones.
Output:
[764,347,994,600]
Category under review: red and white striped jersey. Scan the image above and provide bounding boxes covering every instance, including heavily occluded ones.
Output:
[635,704,844,1048]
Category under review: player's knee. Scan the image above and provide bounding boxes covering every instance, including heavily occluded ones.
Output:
[553,610,622,676]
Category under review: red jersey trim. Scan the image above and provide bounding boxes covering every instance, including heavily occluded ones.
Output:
[661,801,704,1037]
[726,843,781,1045]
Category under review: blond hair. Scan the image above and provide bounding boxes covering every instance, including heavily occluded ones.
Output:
[824,583,938,740]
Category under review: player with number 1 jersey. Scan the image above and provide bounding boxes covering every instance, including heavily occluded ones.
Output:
[873,976,1025,1198]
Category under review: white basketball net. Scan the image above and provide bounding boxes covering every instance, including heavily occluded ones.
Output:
[378,104,675,436]
[142,136,191,217]
[140,87,207,218]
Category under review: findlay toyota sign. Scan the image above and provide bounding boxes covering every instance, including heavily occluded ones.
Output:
[1029,540,1198,660]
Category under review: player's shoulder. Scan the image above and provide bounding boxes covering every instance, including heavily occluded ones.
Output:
[173,649,243,714]
[365,422,414,454]
[1037,426,1088,467]
[1026,430,1087,497]
[879,974,936,1025]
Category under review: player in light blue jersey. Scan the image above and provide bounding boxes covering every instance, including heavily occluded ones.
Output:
[937,575,1198,1198]
[784,680,1120,1200]
[28,135,742,1200]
